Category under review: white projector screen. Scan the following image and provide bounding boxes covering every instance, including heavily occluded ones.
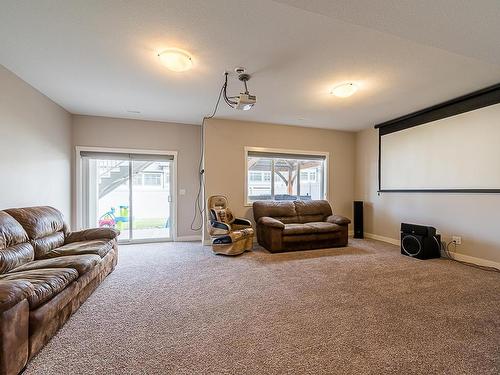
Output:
[380,102,500,191]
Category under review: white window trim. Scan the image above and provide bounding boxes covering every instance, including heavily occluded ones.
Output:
[75,146,178,242]
[244,146,329,207]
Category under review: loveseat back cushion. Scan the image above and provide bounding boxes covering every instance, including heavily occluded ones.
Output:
[5,207,67,259]
[294,200,332,223]
[252,201,298,224]
[0,211,34,274]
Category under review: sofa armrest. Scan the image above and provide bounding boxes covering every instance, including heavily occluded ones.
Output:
[326,215,351,226]
[65,227,120,244]
[257,217,285,230]
[0,281,31,375]
[0,280,33,313]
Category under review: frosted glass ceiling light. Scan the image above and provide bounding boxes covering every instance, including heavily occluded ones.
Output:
[158,49,193,72]
[331,82,359,98]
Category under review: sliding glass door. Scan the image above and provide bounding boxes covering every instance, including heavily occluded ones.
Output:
[80,151,174,243]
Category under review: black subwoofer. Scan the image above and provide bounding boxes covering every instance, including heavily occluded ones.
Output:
[400,223,441,259]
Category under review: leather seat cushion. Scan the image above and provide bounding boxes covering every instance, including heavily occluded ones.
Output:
[304,222,341,233]
[0,268,78,309]
[283,222,341,235]
[8,254,101,276]
[42,240,114,259]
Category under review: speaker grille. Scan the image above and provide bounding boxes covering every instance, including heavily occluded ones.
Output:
[402,235,422,256]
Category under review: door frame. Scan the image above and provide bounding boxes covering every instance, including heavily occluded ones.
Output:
[75,146,178,243]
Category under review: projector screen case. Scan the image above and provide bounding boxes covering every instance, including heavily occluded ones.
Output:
[375,83,500,193]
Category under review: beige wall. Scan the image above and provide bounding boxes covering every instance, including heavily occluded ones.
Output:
[204,118,356,239]
[72,115,201,238]
[355,127,500,263]
[0,65,72,218]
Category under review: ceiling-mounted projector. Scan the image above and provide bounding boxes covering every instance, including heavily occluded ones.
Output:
[235,94,256,111]
[223,69,256,111]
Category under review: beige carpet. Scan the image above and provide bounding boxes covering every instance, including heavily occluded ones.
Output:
[24,239,500,375]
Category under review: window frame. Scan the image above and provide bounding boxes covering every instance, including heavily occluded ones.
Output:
[244,146,329,206]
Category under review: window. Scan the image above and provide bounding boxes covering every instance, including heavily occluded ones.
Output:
[143,172,162,186]
[78,149,175,242]
[249,172,263,182]
[133,174,143,185]
[245,148,327,204]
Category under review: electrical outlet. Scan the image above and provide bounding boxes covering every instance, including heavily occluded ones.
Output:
[452,236,462,245]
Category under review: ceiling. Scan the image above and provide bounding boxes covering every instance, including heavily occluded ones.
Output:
[1,0,499,131]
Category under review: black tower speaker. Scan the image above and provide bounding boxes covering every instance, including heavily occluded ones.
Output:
[400,223,441,259]
[353,201,364,239]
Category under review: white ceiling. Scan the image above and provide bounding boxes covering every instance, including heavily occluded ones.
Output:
[1,0,499,131]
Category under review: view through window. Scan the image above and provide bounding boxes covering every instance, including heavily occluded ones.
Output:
[80,151,174,242]
[246,150,327,204]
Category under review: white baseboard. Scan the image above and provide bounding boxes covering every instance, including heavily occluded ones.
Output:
[176,235,202,242]
[348,231,400,246]
[359,232,499,269]
[446,251,500,270]
[363,232,400,246]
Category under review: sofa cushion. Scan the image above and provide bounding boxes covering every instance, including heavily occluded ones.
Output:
[253,201,298,224]
[8,254,101,276]
[0,268,78,309]
[283,222,341,235]
[294,200,332,223]
[42,240,114,259]
[304,222,341,233]
[4,207,67,259]
[4,207,66,240]
[0,211,34,274]
[0,280,34,312]
[283,223,315,235]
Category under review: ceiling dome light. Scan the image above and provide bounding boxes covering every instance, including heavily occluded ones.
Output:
[158,49,193,72]
[330,82,359,98]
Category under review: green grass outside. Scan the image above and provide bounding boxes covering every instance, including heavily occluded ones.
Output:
[115,218,168,230]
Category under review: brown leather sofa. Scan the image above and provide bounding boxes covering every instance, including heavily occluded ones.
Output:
[0,206,118,375]
[253,200,350,253]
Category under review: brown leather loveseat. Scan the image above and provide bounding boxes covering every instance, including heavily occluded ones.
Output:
[0,206,119,375]
[253,200,350,253]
